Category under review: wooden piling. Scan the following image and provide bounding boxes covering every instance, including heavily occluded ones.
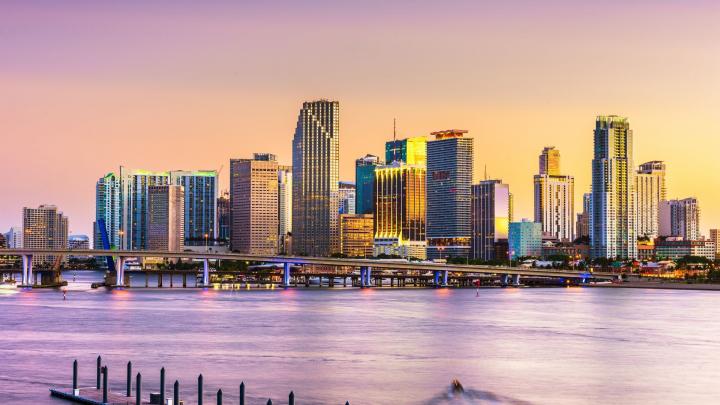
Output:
[136,373,142,405]
[126,361,132,397]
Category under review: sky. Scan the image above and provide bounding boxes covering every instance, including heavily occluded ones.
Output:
[1,0,719,237]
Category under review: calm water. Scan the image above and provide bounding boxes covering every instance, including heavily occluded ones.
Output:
[1,271,719,404]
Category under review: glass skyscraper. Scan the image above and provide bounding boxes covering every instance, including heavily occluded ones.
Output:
[94,172,120,250]
[385,136,427,165]
[291,100,340,256]
[426,130,473,260]
[355,154,381,215]
[169,170,218,245]
[472,179,510,261]
[590,116,637,259]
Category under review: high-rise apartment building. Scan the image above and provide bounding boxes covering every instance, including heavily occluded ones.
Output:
[426,130,473,260]
[534,147,574,241]
[217,191,230,242]
[575,193,591,240]
[385,136,427,165]
[94,172,121,250]
[355,154,381,215]
[635,161,666,239]
[278,165,292,254]
[340,214,374,257]
[5,227,23,249]
[23,205,69,266]
[147,185,185,252]
[374,161,426,259]
[119,167,170,250]
[291,100,340,256]
[659,198,700,240]
[338,181,356,215]
[710,229,720,260]
[509,219,542,259]
[471,180,511,261]
[169,170,218,245]
[590,116,637,259]
[230,153,279,255]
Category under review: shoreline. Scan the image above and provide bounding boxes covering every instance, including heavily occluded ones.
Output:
[590,280,720,291]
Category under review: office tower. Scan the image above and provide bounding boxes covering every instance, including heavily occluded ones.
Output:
[230,153,279,255]
[509,219,542,259]
[23,205,69,266]
[169,170,218,246]
[374,161,426,259]
[338,181,356,215]
[340,214,374,257]
[575,193,591,239]
[471,180,511,261]
[94,172,121,250]
[147,185,185,252]
[659,198,700,240]
[355,154,381,215]
[278,165,292,254]
[217,191,230,242]
[635,161,666,238]
[426,129,473,259]
[119,167,170,250]
[710,229,720,259]
[534,147,574,241]
[291,100,340,256]
[5,227,23,248]
[590,116,637,259]
[385,136,427,165]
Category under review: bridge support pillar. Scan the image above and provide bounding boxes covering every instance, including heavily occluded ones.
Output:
[442,270,449,287]
[360,266,372,287]
[283,263,291,288]
[202,258,210,287]
[115,257,125,287]
[501,274,510,287]
[432,270,440,287]
[20,254,33,288]
[512,274,520,286]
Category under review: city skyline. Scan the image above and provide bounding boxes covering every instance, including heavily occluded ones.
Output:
[2,1,719,238]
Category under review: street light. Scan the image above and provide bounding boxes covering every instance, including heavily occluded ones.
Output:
[118,230,124,251]
[204,233,209,252]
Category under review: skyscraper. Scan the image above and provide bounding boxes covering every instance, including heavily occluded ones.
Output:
[710,229,720,260]
[534,147,574,241]
[291,100,340,256]
[5,226,23,248]
[94,172,120,250]
[374,161,427,259]
[217,191,230,242]
[119,167,170,250]
[338,181,356,215]
[575,193,591,239]
[147,185,185,252]
[471,180,511,261]
[509,219,542,259]
[23,205,68,266]
[278,165,292,254]
[354,154,381,215]
[169,170,218,246]
[426,129,473,260]
[590,116,637,259]
[340,214,374,258]
[385,136,427,165]
[635,161,666,239]
[230,153,279,255]
[659,198,700,240]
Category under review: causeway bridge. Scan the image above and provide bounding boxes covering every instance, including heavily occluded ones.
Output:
[0,248,617,288]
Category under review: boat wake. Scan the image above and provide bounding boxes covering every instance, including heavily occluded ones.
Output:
[423,379,534,405]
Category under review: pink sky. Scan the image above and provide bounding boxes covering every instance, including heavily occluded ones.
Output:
[1,0,719,237]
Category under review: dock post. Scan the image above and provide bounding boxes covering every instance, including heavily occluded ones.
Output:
[72,360,78,392]
[198,374,203,405]
[239,382,245,405]
[283,262,291,288]
[170,272,174,288]
[183,273,187,288]
[174,380,179,405]
[203,258,210,287]
[96,355,102,389]
[126,361,132,397]
[217,388,222,405]
[145,272,149,288]
[136,373,142,405]
[267,400,272,405]
[160,367,165,405]
[443,270,449,287]
[289,391,295,405]
[158,273,163,288]
[102,366,108,404]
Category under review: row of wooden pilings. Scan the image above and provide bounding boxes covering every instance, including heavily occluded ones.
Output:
[75,356,351,404]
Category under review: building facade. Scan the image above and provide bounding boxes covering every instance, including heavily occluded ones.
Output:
[94,173,121,250]
[340,214,374,257]
[509,219,542,259]
[655,238,715,261]
[5,227,23,249]
[659,198,700,240]
[169,170,218,246]
[278,165,292,254]
[385,136,427,165]
[710,229,720,260]
[23,205,69,266]
[147,185,185,252]
[230,154,279,255]
[291,100,340,256]
[374,162,426,259]
[534,147,574,241]
[575,193,591,240]
[471,180,511,261]
[217,191,230,242]
[635,161,666,239]
[338,181,356,215]
[119,167,171,250]
[590,116,637,259]
[426,130,473,260]
[354,154,381,215]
